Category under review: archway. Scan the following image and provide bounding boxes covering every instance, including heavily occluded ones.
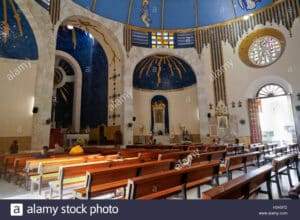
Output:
[132,54,199,144]
[256,84,297,144]
[51,25,111,146]
[54,50,82,133]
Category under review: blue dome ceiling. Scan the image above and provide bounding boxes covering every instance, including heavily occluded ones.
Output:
[73,0,273,29]
[0,0,38,60]
[133,55,197,90]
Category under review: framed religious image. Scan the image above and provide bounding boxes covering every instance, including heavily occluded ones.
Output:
[217,116,228,129]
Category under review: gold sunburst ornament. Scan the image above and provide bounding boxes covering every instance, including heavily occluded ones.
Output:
[1,0,23,43]
[138,55,187,87]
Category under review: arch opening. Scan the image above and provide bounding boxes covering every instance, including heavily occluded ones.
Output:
[251,84,297,145]
[132,54,200,145]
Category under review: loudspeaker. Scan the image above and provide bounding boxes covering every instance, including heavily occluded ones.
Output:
[207,113,211,118]
[33,107,39,114]
[132,117,136,122]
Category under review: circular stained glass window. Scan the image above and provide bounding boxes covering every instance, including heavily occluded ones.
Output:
[248,36,282,67]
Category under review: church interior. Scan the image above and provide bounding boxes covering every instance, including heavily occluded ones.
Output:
[0,0,300,200]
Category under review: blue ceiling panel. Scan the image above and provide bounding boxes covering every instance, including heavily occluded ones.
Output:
[198,0,235,27]
[94,0,131,23]
[72,0,274,30]
[164,0,197,29]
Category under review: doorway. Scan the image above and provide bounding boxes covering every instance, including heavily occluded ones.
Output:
[257,84,297,145]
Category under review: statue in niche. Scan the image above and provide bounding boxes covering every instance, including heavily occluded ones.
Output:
[141,0,151,27]
[152,101,166,135]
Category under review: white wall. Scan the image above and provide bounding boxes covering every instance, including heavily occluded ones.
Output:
[133,86,200,136]
[224,19,300,140]
[0,59,37,137]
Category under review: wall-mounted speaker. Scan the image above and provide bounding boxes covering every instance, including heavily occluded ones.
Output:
[207,113,211,118]
[33,107,39,114]
[133,117,136,122]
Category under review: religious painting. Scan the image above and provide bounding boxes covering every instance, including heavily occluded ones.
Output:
[217,116,228,129]
[154,109,164,123]
[151,95,169,134]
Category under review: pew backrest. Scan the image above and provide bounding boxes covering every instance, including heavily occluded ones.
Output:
[202,165,273,199]
[126,161,220,200]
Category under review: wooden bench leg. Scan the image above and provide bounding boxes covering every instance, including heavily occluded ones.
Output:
[227,171,232,181]
[60,188,63,200]
[287,166,294,188]
[295,163,300,181]
[266,179,273,200]
[38,178,42,195]
[215,175,220,186]
[197,186,201,198]
[49,187,54,199]
[275,174,283,198]
[244,164,248,174]
[181,185,187,200]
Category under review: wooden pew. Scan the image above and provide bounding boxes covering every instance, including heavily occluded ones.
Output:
[6,155,35,183]
[49,157,143,199]
[288,183,300,199]
[158,151,193,161]
[220,151,261,180]
[206,146,226,152]
[30,154,122,194]
[192,150,227,163]
[288,144,299,154]
[19,154,105,189]
[227,145,245,155]
[125,161,220,200]
[74,159,175,199]
[271,153,299,198]
[31,157,90,194]
[2,153,37,179]
[202,165,273,200]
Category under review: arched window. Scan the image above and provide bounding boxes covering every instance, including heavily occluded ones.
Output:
[256,84,287,98]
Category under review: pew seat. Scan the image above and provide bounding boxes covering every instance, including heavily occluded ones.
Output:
[202,165,273,200]
[126,161,220,200]
[74,160,175,199]
[288,183,300,199]
[271,153,299,198]
[49,157,143,199]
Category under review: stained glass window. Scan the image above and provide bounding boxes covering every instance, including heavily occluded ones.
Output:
[151,32,174,49]
[257,84,287,98]
[248,36,282,67]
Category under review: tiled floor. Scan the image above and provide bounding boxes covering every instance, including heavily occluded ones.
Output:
[0,163,299,200]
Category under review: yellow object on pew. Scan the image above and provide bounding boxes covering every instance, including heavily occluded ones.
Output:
[69,145,84,156]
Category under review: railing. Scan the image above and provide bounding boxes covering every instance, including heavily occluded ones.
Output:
[35,0,50,10]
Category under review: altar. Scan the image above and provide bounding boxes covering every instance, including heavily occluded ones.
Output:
[65,134,90,146]
[154,135,170,144]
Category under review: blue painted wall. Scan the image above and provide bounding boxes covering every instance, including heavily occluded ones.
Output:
[133,56,197,90]
[0,0,38,60]
[72,0,273,29]
[56,27,108,128]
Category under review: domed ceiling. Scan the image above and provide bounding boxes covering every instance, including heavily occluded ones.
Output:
[133,55,196,90]
[0,0,38,60]
[73,0,273,29]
